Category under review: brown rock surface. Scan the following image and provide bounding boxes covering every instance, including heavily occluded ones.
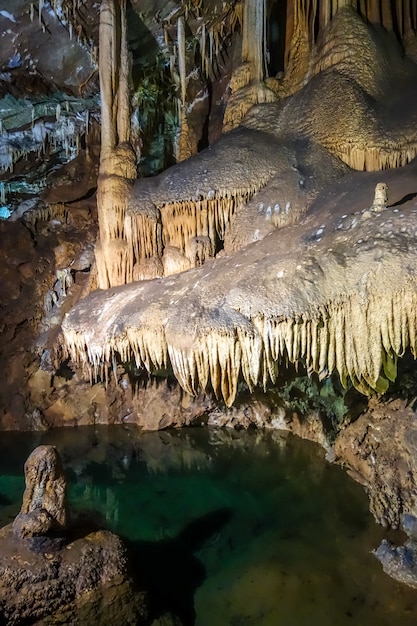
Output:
[0,525,147,625]
[0,444,149,624]
[334,398,417,529]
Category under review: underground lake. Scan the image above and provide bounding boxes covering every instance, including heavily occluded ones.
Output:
[0,425,416,625]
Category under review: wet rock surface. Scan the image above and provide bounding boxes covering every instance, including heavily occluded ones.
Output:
[374,534,417,590]
[0,524,147,626]
[0,445,149,625]
[12,445,68,538]
[335,398,417,529]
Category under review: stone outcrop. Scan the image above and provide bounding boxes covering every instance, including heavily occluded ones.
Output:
[0,525,148,625]
[374,535,417,590]
[0,445,149,625]
[334,398,417,529]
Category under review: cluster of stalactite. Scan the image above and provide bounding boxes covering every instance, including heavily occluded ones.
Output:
[113,174,271,284]
[95,0,417,288]
[63,286,417,406]
[285,0,416,68]
[39,0,98,69]
[281,0,416,94]
[0,107,91,174]
[335,144,417,171]
[25,203,68,228]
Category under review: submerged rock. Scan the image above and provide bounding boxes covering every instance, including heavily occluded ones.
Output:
[374,538,417,589]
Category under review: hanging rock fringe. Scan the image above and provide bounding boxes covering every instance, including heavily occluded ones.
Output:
[335,143,417,172]
[122,172,271,278]
[62,288,417,407]
[160,192,253,254]
[24,203,68,229]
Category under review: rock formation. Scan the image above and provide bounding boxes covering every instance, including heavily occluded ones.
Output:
[335,398,417,588]
[59,5,417,407]
[12,444,68,539]
[0,445,149,624]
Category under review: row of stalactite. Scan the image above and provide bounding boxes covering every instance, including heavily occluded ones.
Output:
[0,112,89,174]
[62,287,417,406]
[32,0,98,66]
[286,0,416,68]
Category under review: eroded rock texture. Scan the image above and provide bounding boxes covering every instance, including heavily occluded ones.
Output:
[0,526,147,625]
[0,445,149,625]
[335,398,417,529]
[12,445,68,538]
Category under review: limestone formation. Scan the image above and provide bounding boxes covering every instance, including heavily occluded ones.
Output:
[372,182,389,211]
[335,398,417,529]
[62,157,417,406]
[12,445,68,538]
[89,5,417,293]
[374,538,417,589]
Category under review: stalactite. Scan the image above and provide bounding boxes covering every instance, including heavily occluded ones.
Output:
[62,285,417,407]
[395,0,403,36]
[177,15,186,108]
[116,0,130,145]
[200,23,207,76]
[367,0,381,24]
[99,0,117,156]
[175,15,195,162]
[380,0,393,30]
[333,143,417,172]
[403,0,412,34]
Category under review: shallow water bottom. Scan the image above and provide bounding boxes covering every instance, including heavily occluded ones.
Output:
[0,425,416,625]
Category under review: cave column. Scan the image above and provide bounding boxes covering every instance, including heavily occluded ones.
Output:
[95,0,137,289]
[242,0,266,81]
[176,15,195,162]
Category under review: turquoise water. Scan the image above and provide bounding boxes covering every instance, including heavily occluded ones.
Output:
[0,426,417,625]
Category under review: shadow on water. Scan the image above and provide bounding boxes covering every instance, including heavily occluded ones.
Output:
[0,493,11,507]
[125,507,233,626]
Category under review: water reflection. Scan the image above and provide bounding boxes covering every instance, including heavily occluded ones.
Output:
[0,425,417,625]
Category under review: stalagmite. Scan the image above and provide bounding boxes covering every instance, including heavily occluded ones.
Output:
[223,0,277,132]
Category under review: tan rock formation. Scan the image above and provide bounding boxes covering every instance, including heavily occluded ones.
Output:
[60,4,417,407]
[62,158,417,406]
[12,445,68,537]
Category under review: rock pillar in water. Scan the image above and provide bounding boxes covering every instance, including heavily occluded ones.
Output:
[12,444,68,538]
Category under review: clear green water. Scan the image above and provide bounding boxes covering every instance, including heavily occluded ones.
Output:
[0,425,416,626]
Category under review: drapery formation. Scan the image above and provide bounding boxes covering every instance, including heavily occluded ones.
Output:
[62,158,417,405]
